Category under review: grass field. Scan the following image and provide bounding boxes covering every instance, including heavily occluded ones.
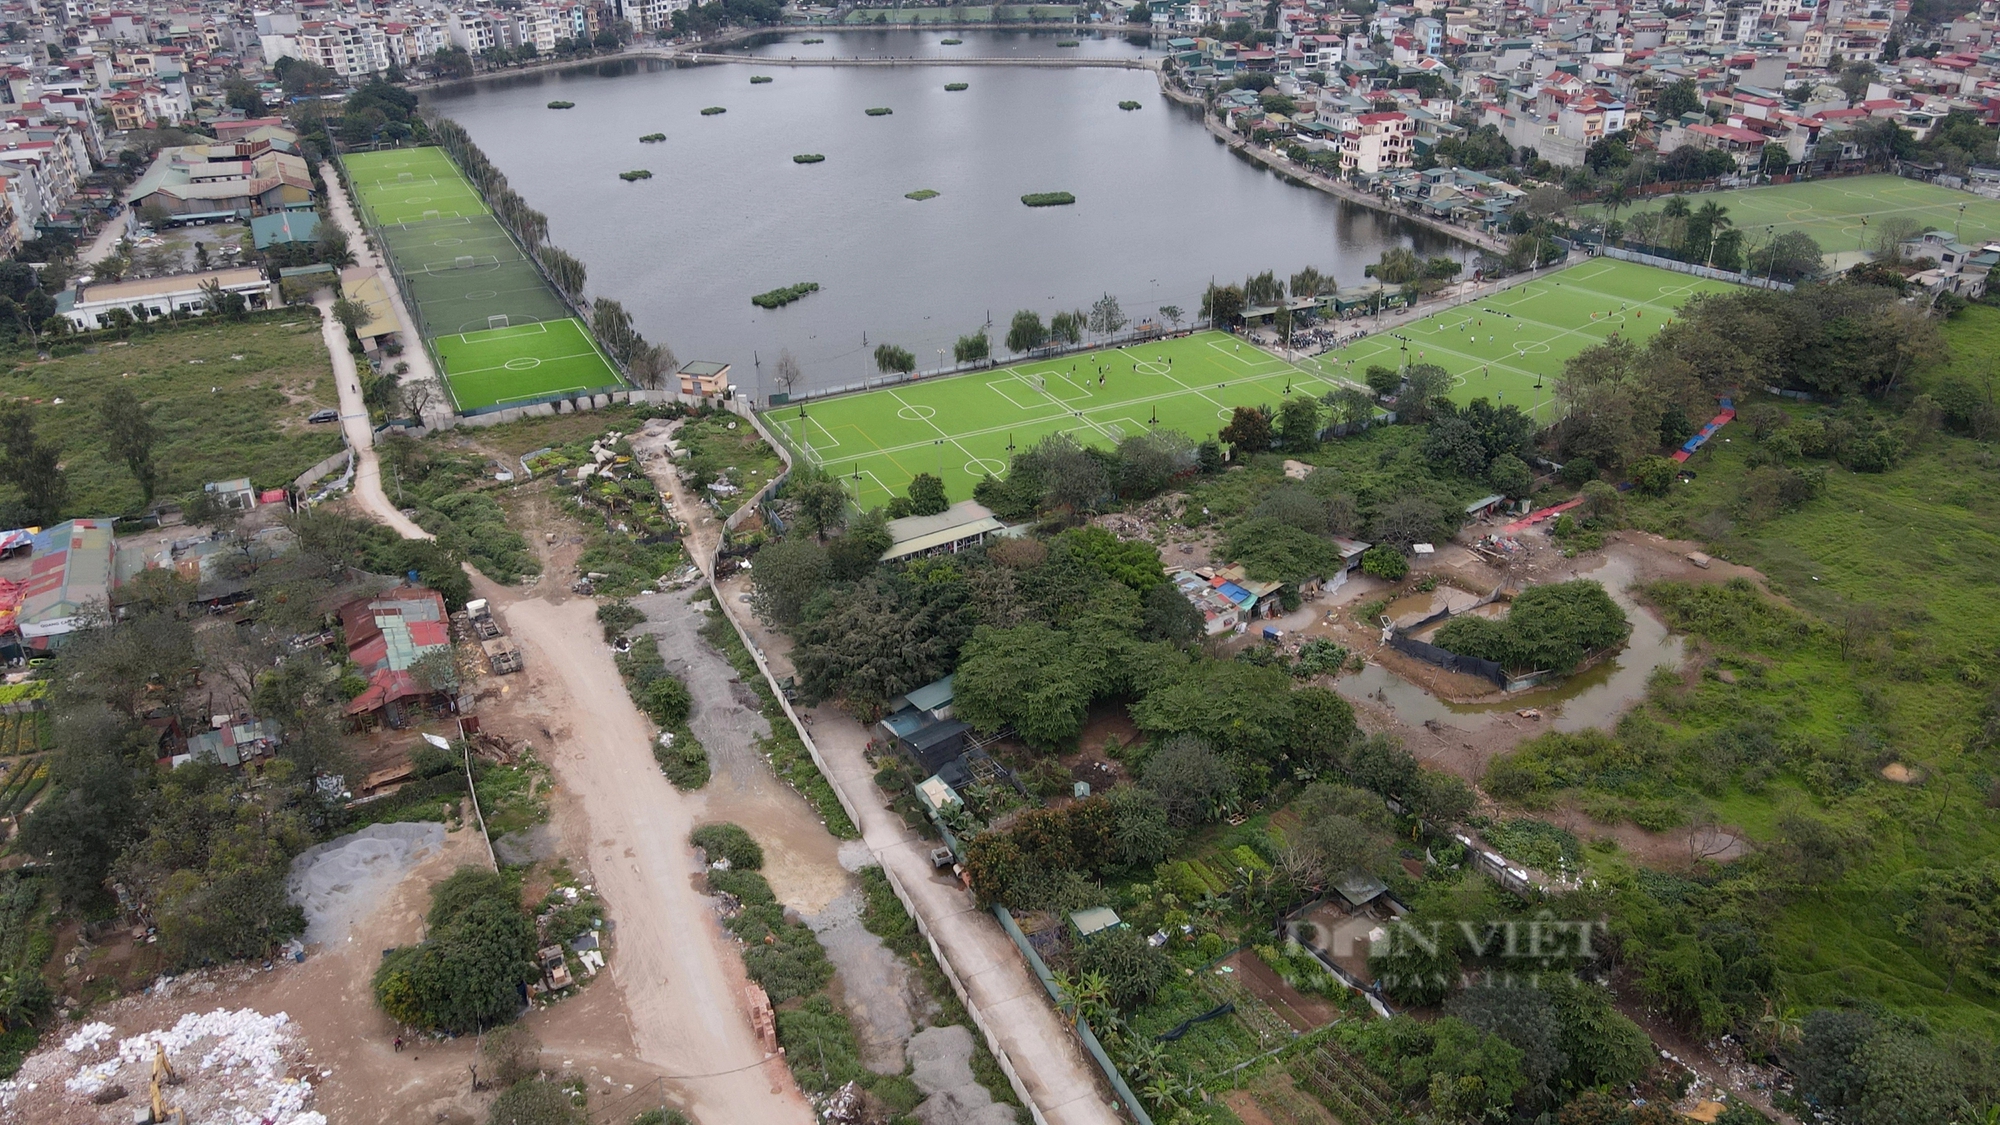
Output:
[765,260,1733,508]
[432,318,622,411]
[2,314,342,516]
[1595,173,2000,261]
[344,147,623,410]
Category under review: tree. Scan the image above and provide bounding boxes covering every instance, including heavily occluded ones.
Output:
[790,474,848,540]
[591,299,640,364]
[1006,309,1047,353]
[1487,453,1533,498]
[1244,270,1285,306]
[1200,283,1245,328]
[1364,365,1404,397]
[750,536,828,625]
[953,329,989,364]
[1049,310,1083,345]
[953,621,1104,749]
[1157,304,1183,330]
[1366,246,1421,285]
[1836,60,1878,102]
[1114,428,1197,499]
[1218,405,1273,453]
[905,472,948,516]
[1088,292,1127,337]
[764,349,805,401]
[1397,364,1452,425]
[1141,582,1203,644]
[1276,396,1322,452]
[1289,266,1332,300]
[1361,542,1408,580]
[483,1024,543,1088]
[374,868,539,1033]
[224,77,266,117]
[315,224,355,269]
[1748,231,1824,282]
[873,343,915,374]
[0,403,68,524]
[1142,735,1236,826]
[99,387,158,503]
[1657,78,1701,119]
[1370,495,1449,548]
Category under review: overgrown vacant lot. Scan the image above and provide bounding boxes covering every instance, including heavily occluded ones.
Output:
[1591,305,2000,1037]
[3,314,343,517]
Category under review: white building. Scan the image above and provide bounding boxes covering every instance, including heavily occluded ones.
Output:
[56,267,279,331]
[1340,111,1415,175]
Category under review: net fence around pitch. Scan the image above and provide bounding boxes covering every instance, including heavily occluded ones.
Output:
[402,257,572,338]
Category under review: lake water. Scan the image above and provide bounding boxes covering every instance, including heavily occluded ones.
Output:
[424,31,1469,400]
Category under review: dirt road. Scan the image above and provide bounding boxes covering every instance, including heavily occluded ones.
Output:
[493,593,814,1125]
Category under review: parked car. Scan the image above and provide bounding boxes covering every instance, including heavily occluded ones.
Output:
[308,408,339,424]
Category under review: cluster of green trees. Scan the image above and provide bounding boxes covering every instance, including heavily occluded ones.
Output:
[1434,580,1630,674]
[670,0,785,36]
[1001,293,1131,353]
[1550,277,1939,478]
[375,869,539,1032]
[971,429,1209,522]
[16,540,429,981]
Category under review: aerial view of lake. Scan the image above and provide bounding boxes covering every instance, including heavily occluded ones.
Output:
[424,30,1471,400]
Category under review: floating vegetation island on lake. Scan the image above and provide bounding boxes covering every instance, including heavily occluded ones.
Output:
[906,189,939,201]
[619,169,653,181]
[752,282,820,308]
[640,132,666,142]
[751,75,773,83]
[547,100,575,109]
[1057,39,1080,46]
[700,106,726,115]
[802,36,824,42]
[945,82,969,91]
[794,153,826,164]
[1119,100,1142,110]
[1021,192,1076,207]
[941,37,963,44]
[865,106,893,116]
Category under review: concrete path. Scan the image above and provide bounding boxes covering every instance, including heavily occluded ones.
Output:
[78,208,131,267]
[317,293,428,540]
[320,168,452,426]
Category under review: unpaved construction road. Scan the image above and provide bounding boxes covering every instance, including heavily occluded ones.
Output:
[495,593,814,1125]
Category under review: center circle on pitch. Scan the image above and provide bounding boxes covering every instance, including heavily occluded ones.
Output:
[504,357,542,370]
[464,290,498,300]
[896,405,936,421]
[1133,360,1169,376]
[404,195,431,204]
[436,237,463,247]
[965,457,1005,475]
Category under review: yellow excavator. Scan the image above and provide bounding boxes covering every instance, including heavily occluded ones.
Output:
[144,1044,185,1125]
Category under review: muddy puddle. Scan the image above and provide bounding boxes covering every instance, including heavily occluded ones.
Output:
[1339,555,1683,733]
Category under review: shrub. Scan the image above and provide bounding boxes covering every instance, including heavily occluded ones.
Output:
[1361,543,1408,580]
[655,729,708,790]
[547,100,575,109]
[596,601,644,642]
[700,106,726,115]
[792,153,825,164]
[864,107,893,116]
[639,133,666,142]
[944,82,969,91]
[691,823,765,870]
[1021,192,1076,207]
[904,188,940,200]
[751,282,819,309]
[1118,100,1142,110]
[618,169,652,181]
[645,676,691,726]
[1630,455,1677,496]
[750,75,773,83]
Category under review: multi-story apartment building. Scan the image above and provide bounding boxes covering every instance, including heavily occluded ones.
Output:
[1340,111,1415,175]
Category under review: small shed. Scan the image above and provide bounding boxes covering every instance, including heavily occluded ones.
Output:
[1331,868,1388,908]
[1069,907,1124,939]
[1465,493,1507,518]
[205,477,256,511]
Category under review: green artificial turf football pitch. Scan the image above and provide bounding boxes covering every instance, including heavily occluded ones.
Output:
[345,147,624,411]
[763,259,1735,508]
[1581,173,2000,262]
[432,318,624,411]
